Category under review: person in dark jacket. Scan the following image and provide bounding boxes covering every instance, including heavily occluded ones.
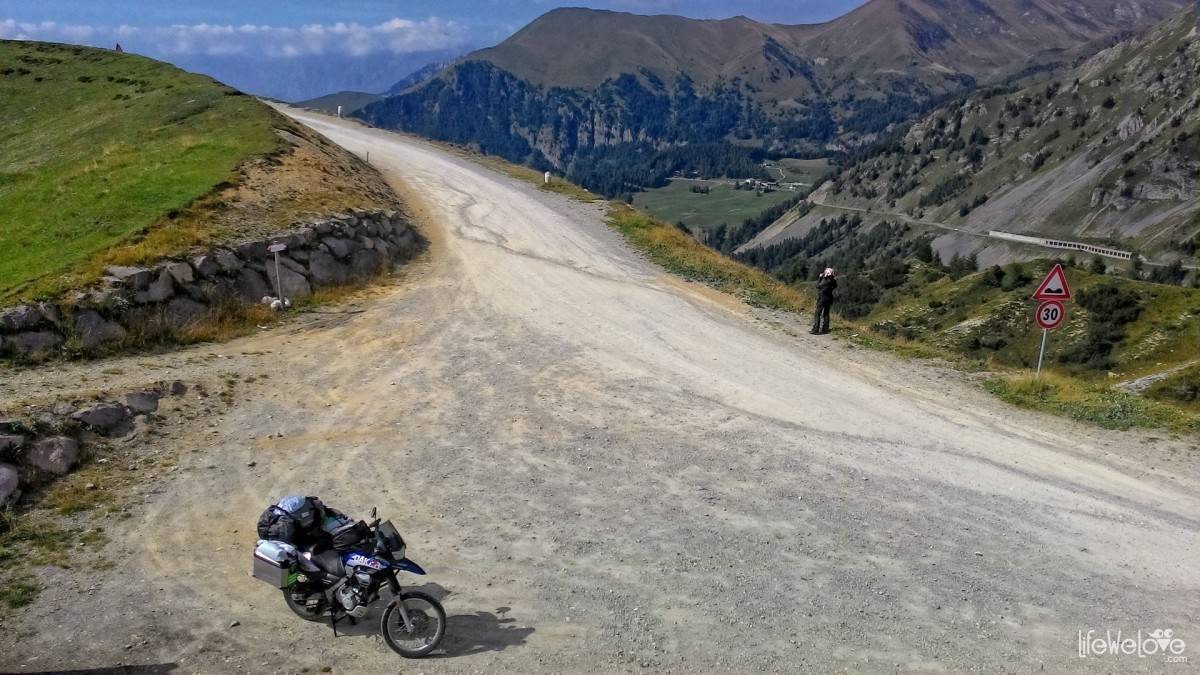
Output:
[811,267,838,335]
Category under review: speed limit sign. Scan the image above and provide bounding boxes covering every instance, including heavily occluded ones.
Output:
[1036,300,1066,330]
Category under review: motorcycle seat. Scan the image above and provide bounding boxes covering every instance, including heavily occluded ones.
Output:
[308,548,346,578]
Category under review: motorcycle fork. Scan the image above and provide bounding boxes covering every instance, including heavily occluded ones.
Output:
[388,571,415,633]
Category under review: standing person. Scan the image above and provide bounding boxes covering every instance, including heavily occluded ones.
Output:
[811,267,838,335]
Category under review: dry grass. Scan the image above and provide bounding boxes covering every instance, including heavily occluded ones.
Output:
[985,373,1199,432]
[608,204,808,312]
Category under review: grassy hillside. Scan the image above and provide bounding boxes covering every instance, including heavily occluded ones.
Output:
[0,41,403,305]
[0,41,279,301]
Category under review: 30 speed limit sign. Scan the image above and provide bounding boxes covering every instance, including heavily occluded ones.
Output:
[1035,300,1066,330]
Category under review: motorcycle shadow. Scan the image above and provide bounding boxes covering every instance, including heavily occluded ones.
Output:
[316,583,534,657]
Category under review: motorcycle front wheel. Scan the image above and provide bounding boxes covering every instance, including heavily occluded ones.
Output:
[380,591,446,658]
[282,588,326,622]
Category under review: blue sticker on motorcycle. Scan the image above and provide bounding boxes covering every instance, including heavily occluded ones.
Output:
[345,553,387,570]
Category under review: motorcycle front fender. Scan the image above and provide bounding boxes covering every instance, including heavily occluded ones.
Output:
[394,557,427,575]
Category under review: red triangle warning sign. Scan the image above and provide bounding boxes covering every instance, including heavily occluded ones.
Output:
[1033,264,1072,301]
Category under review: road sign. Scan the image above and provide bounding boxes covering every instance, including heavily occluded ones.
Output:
[267,243,287,253]
[1032,264,1072,301]
[1036,300,1066,330]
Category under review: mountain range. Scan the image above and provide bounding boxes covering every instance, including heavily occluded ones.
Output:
[749,5,1198,264]
[356,0,1189,195]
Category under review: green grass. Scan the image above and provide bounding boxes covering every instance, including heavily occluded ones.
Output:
[767,157,833,184]
[0,40,279,302]
[633,179,797,230]
[985,373,1199,432]
[0,575,40,608]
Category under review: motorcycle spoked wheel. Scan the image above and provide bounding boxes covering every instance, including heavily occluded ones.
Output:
[282,588,327,622]
[380,591,446,658]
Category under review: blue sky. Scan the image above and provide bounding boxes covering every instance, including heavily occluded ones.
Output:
[0,1,867,98]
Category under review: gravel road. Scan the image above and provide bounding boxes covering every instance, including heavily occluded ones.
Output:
[3,110,1198,673]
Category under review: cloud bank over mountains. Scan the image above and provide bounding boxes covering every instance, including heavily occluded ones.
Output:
[0,17,471,100]
[0,17,468,57]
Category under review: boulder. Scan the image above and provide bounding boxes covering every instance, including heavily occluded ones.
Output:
[349,248,387,280]
[134,269,175,304]
[314,220,334,235]
[265,264,312,299]
[74,310,128,351]
[360,237,376,250]
[165,261,195,285]
[121,390,161,415]
[169,381,188,396]
[105,266,154,290]
[164,297,208,326]
[322,237,355,259]
[71,402,129,433]
[0,304,45,332]
[214,250,243,273]
[6,331,63,358]
[0,463,19,508]
[193,255,220,279]
[26,437,80,475]
[236,241,269,261]
[278,255,308,275]
[307,251,350,286]
[235,268,271,302]
[0,434,24,453]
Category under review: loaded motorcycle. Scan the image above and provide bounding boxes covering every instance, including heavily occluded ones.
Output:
[251,508,446,657]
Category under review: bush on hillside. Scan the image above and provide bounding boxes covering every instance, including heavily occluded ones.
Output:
[1058,284,1142,370]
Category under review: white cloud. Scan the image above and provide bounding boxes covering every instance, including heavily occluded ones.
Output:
[0,17,468,58]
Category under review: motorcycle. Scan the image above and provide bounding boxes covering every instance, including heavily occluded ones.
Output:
[251,507,446,658]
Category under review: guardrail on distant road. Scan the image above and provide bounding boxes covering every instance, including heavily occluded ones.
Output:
[987,231,1133,260]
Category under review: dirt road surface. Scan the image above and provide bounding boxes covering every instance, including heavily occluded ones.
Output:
[3,110,1198,673]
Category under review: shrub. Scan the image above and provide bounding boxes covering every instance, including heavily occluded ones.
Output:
[1058,284,1142,370]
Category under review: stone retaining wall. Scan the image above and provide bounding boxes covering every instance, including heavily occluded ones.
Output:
[0,209,419,360]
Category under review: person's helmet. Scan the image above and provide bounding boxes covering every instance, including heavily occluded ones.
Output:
[824,267,836,277]
[277,495,318,529]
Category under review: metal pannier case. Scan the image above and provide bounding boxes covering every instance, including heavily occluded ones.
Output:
[251,540,297,588]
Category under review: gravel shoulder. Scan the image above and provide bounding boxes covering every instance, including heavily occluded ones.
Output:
[1,110,1197,674]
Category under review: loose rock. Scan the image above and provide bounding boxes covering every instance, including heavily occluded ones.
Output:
[122,391,161,415]
[71,402,130,434]
[26,437,80,475]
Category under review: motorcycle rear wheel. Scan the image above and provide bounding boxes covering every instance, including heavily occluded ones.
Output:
[282,589,326,622]
[380,591,446,658]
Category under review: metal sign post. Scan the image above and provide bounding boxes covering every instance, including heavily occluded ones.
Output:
[1036,329,1049,376]
[268,242,288,301]
[1034,299,1066,377]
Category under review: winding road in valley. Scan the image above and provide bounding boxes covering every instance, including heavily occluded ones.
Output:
[4,110,1197,673]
